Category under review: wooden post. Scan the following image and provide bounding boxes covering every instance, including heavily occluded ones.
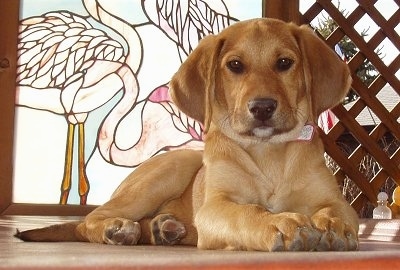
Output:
[0,1,19,214]
[263,0,300,24]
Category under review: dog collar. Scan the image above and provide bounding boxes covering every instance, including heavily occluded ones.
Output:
[296,124,315,141]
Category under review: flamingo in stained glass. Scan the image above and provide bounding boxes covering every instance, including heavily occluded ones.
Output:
[15,0,239,204]
[16,11,140,204]
[95,0,238,167]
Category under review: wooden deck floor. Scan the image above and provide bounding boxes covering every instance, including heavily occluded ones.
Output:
[1,216,400,269]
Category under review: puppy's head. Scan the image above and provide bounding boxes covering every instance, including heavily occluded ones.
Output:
[170,18,351,144]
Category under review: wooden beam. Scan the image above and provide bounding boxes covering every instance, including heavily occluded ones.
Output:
[263,0,301,24]
[2,203,97,216]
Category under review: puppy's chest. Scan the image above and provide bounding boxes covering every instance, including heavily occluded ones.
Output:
[257,172,309,214]
[262,186,301,213]
[249,149,308,213]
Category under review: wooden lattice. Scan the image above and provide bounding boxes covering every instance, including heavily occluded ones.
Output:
[301,0,400,214]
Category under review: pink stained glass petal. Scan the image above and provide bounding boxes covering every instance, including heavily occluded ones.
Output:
[188,126,201,141]
[148,85,171,103]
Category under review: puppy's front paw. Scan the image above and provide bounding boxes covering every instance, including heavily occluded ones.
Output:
[269,213,321,251]
[312,216,358,251]
[103,218,141,245]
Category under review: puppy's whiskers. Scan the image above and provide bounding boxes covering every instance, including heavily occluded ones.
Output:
[219,113,233,130]
[294,107,308,123]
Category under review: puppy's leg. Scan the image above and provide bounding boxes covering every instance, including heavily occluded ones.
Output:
[139,177,199,246]
[77,149,203,245]
[195,200,322,252]
[311,202,359,251]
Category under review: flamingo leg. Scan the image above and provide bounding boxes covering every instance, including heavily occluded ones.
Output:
[78,122,90,205]
[59,123,75,205]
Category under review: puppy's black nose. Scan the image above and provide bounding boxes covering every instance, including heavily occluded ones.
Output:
[248,98,277,121]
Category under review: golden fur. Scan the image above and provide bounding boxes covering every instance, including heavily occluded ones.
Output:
[16,18,359,251]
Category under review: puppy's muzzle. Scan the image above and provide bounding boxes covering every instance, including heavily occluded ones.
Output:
[248,98,277,121]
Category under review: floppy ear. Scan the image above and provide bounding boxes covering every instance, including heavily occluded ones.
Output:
[294,25,352,120]
[169,35,222,133]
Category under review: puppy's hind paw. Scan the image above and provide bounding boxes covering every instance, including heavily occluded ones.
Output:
[151,214,187,245]
[103,218,141,245]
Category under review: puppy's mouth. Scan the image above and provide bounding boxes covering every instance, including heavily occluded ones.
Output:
[228,112,297,141]
[251,125,275,138]
[241,121,286,138]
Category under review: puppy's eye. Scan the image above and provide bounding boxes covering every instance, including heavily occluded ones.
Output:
[276,58,294,71]
[227,60,244,73]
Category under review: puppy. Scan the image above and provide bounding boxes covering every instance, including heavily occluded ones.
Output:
[16,18,359,251]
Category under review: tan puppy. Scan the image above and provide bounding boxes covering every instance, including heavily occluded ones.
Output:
[16,18,359,251]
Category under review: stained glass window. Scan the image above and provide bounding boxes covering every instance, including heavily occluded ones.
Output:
[13,0,262,205]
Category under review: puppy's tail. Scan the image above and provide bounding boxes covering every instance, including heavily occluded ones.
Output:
[15,221,87,242]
